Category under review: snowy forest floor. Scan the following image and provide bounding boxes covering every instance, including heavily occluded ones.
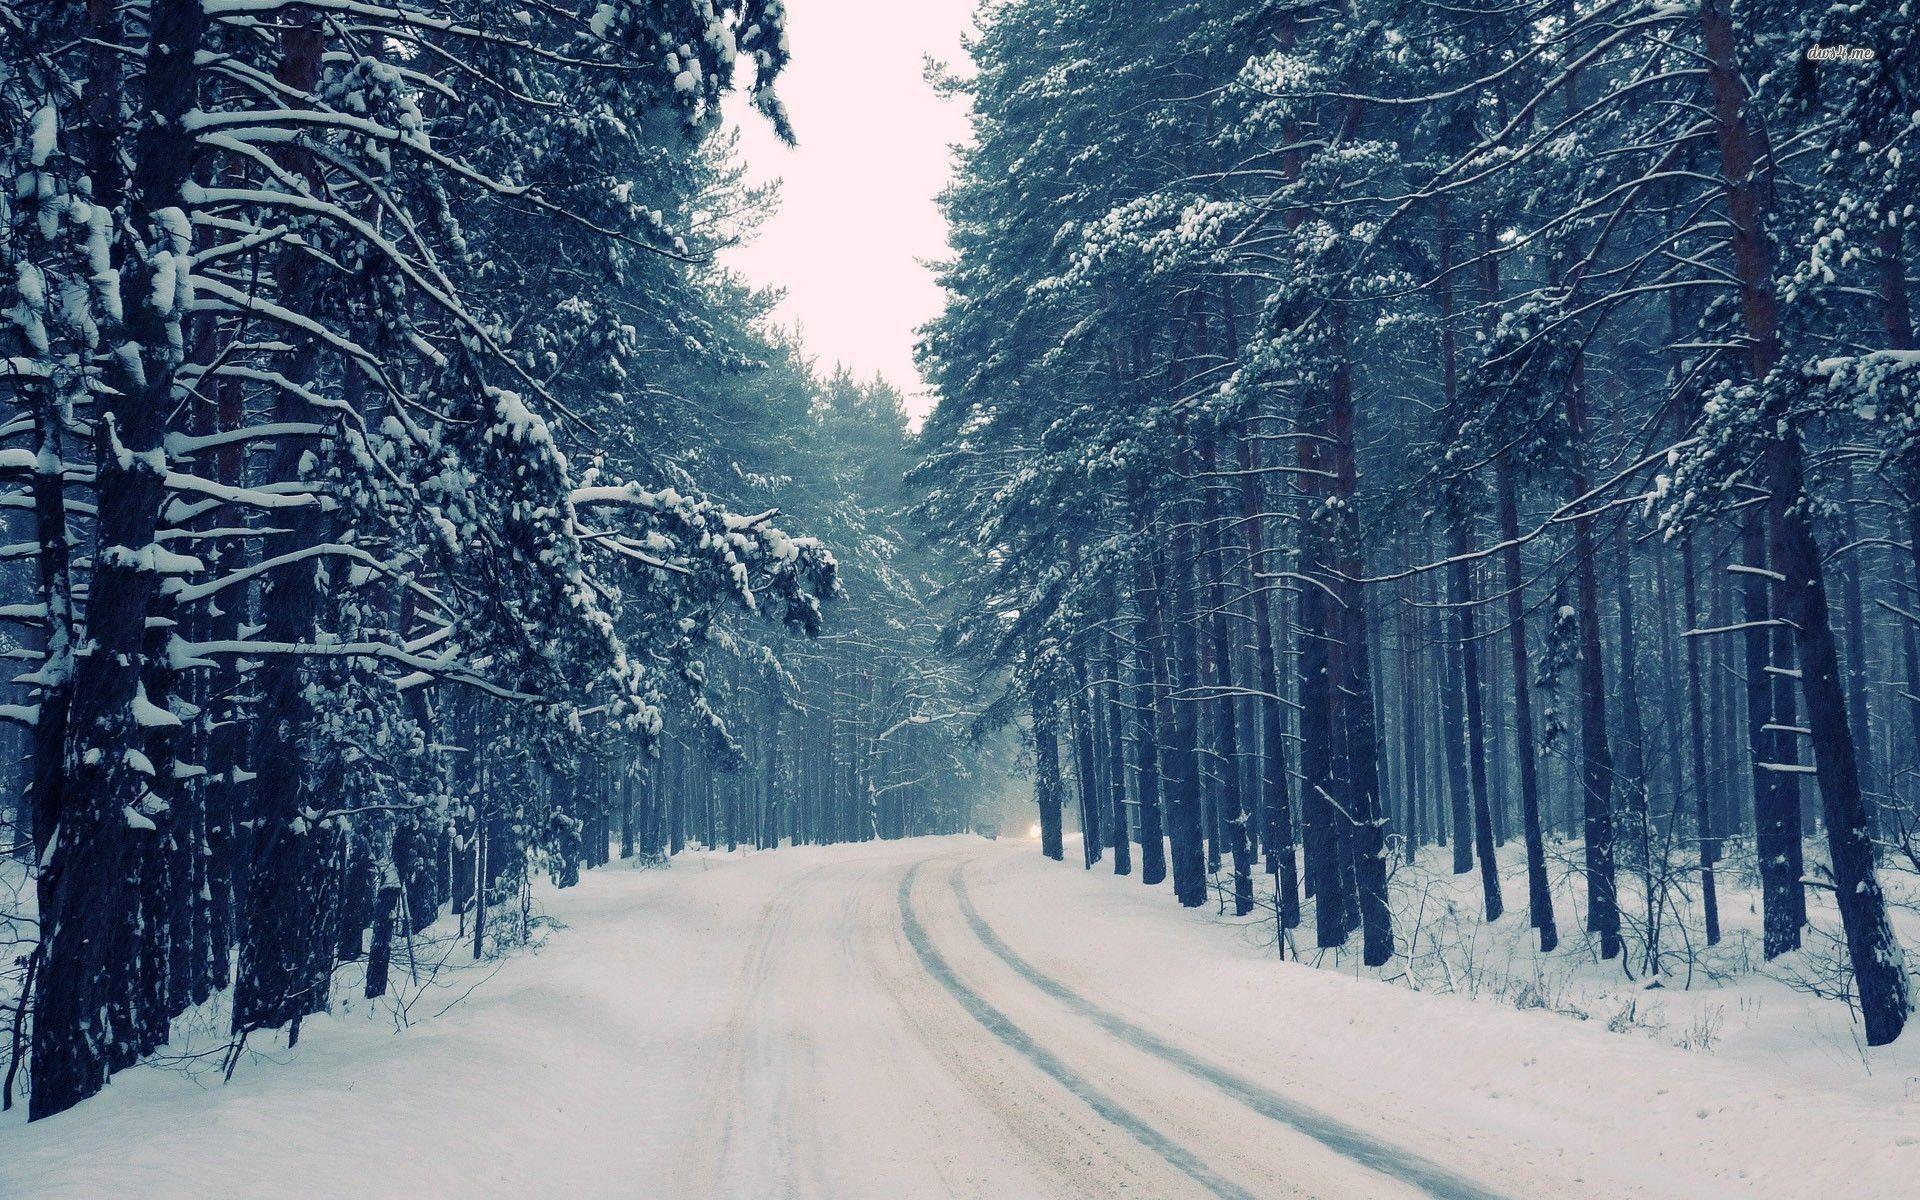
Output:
[3,835,1916,1199]
[1232,831,1920,1104]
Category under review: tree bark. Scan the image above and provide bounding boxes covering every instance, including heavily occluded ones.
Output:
[33,0,210,1120]
[1070,668,1102,868]
[1566,353,1621,960]
[1127,484,1170,886]
[1031,689,1065,862]
[1681,537,1721,945]
[1164,477,1210,908]
[1200,436,1254,914]
[1325,313,1391,963]
[1102,624,1133,877]
[1700,0,1908,1043]
[1613,524,1652,970]
[1450,520,1503,921]
[1498,456,1558,950]
[1239,425,1299,925]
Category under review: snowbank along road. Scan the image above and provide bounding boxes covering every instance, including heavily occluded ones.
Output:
[3,835,1909,1199]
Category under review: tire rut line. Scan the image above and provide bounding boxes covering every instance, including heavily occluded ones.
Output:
[897,861,1259,1200]
[946,861,1512,1200]
[682,859,837,1196]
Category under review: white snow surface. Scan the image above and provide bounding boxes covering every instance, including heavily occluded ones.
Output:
[2,835,1915,1199]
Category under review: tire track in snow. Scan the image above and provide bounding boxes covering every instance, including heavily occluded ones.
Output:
[897,863,1259,1200]
[946,863,1511,1200]
[677,859,836,1198]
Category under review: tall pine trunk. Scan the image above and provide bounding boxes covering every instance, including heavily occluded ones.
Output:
[1700,0,1907,1043]
[1614,525,1652,969]
[1328,323,1392,966]
[1498,456,1558,950]
[1239,425,1299,925]
[1565,353,1621,960]
[1296,379,1346,947]
[1164,456,1210,908]
[1102,625,1133,877]
[32,0,209,1120]
[1449,521,1502,921]
[1740,513,1803,956]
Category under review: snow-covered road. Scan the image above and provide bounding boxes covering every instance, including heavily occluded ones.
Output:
[4,835,1912,1199]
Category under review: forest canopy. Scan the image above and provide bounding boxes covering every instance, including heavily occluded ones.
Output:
[0,0,997,1120]
[912,0,1918,1049]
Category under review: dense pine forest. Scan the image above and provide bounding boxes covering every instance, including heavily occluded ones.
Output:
[914,0,1917,1051]
[3,2,1919,1194]
[0,0,998,1122]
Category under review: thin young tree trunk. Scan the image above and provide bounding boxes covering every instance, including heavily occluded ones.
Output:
[1655,542,1688,834]
[1397,547,1427,869]
[1486,642,1510,848]
[1614,524,1653,968]
[1070,669,1102,868]
[1450,520,1503,921]
[620,772,635,859]
[1031,689,1065,862]
[1904,508,1920,819]
[1240,427,1299,925]
[1682,537,1721,945]
[1200,436,1254,914]
[1437,195,1499,918]
[1102,624,1133,877]
[1481,219,1556,945]
[765,676,783,849]
[668,733,686,856]
[1711,551,1742,846]
[1437,599,1473,874]
[1128,484,1169,886]
[1197,686,1222,877]
[1566,352,1621,961]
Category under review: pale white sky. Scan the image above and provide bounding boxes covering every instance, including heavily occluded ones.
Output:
[721,1,977,417]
